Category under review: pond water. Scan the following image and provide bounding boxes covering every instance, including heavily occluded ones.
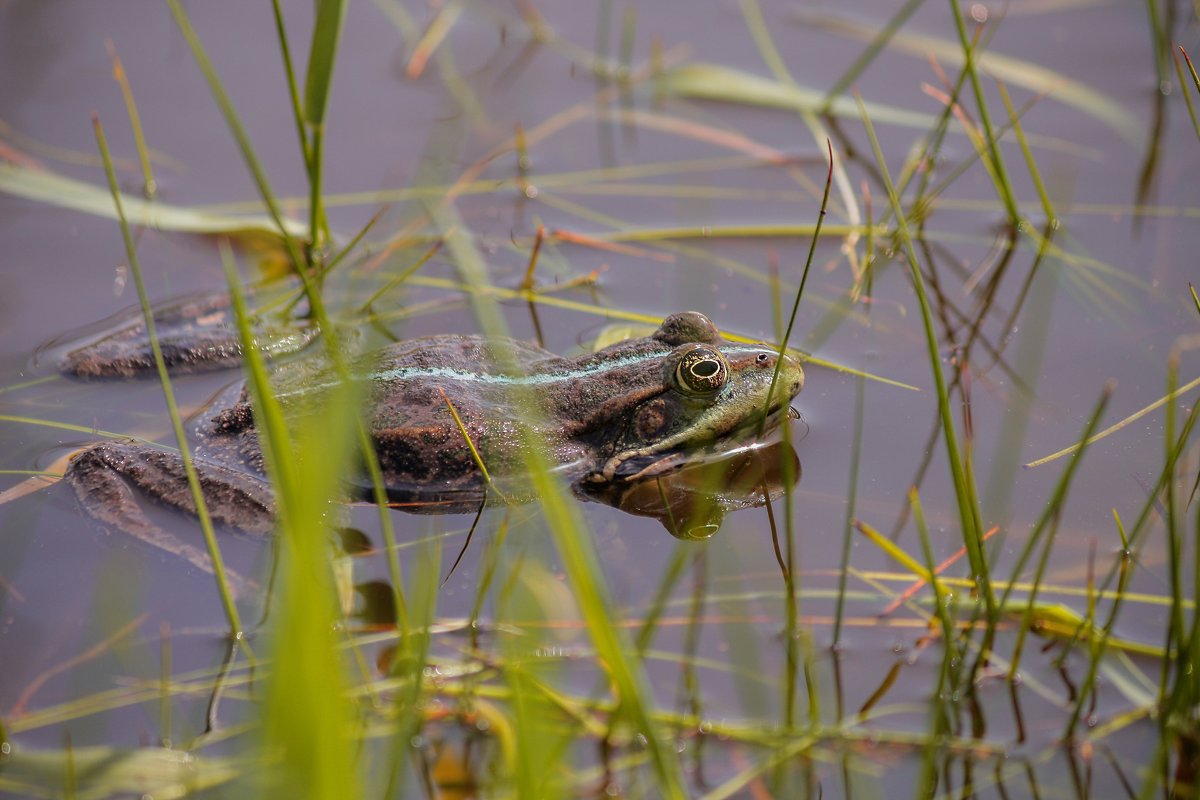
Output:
[1,1,1198,797]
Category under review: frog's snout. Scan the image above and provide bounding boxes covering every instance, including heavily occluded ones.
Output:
[773,352,805,398]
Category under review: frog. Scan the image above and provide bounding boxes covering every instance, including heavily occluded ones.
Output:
[61,306,804,576]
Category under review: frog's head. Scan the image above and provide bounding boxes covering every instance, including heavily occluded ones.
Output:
[588,312,804,483]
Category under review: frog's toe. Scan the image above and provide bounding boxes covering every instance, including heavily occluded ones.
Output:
[595,450,687,483]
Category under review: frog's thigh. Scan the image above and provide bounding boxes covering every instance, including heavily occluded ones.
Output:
[65,442,272,593]
[68,442,275,532]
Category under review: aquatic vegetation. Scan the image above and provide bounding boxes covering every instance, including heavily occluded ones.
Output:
[2,1,1199,798]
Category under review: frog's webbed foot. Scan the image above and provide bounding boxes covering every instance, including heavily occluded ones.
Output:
[65,442,275,595]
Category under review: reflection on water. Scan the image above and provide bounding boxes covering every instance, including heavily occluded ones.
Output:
[581,439,800,540]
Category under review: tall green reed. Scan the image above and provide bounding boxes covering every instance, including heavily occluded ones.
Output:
[221,245,362,798]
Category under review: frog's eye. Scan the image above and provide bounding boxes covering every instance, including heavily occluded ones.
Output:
[674,345,729,395]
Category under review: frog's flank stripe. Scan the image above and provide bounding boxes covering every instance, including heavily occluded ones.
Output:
[367,345,774,386]
[276,344,776,397]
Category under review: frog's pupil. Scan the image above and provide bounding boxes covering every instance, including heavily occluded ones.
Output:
[692,360,720,378]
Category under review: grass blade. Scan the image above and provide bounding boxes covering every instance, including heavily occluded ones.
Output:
[1174,46,1200,143]
[0,162,302,239]
[166,0,309,271]
[801,12,1142,146]
[302,0,347,245]
[221,241,361,798]
[946,0,1019,224]
[1026,374,1200,468]
[105,41,156,197]
[92,115,244,636]
[855,94,993,621]
[662,62,940,130]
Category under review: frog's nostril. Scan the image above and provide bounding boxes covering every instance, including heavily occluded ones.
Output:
[756,353,770,365]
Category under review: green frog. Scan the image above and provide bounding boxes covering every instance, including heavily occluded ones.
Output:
[62,306,804,572]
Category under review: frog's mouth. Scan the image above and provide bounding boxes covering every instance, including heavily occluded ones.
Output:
[596,399,800,484]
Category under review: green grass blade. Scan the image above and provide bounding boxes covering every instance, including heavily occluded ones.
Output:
[854,520,931,582]
[1175,46,1200,143]
[303,0,346,130]
[833,373,866,646]
[820,0,925,113]
[997,81,1057,225]
[166,0,309,270]
[946,0,1019,224]
[105,42,156,197]
[425,190,687,796]
[270,0,312,163]
[222,242,361,798]
[385,540,441,796]
[910,487,955,799]
[761,139,833,434]
[93,115,244,636]
[302,0,347,246]
[855,94,993,619]
[1001,382,1114,612]
[1026,373,1200,468]
[169,0,410,639]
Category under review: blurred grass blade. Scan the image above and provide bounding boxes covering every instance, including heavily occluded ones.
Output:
[105,41,156,197]
[0,746,239,796]
[738,0,861,236]
[820,0,924,111]
[0,162,303,240]
[222,243,362,798]
[424,181,686,795]
[303,0,347,127]
[405,2,461,78]
[301,0,347,244]
[166,0,309,272]
[94,115,244,634]
[662,63,940,130]
[800,12,1142,145]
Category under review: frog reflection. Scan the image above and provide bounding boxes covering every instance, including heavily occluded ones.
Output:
[581,438,801,540]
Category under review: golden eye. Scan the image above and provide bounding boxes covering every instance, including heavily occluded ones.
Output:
[674,346,729,394]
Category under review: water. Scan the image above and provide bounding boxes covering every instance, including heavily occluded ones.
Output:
[1,1,1197,797]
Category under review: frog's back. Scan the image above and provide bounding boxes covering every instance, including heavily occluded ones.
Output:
[363,334,587,504]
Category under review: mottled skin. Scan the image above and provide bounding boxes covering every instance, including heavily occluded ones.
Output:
[64,311,804,559]
[60,293,317,378]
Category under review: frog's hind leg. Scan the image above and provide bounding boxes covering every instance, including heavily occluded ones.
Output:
[65,442,275,595]
[58,291,319,378]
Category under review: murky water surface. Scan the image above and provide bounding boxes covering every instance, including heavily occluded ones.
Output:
[1,1,1197,797]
